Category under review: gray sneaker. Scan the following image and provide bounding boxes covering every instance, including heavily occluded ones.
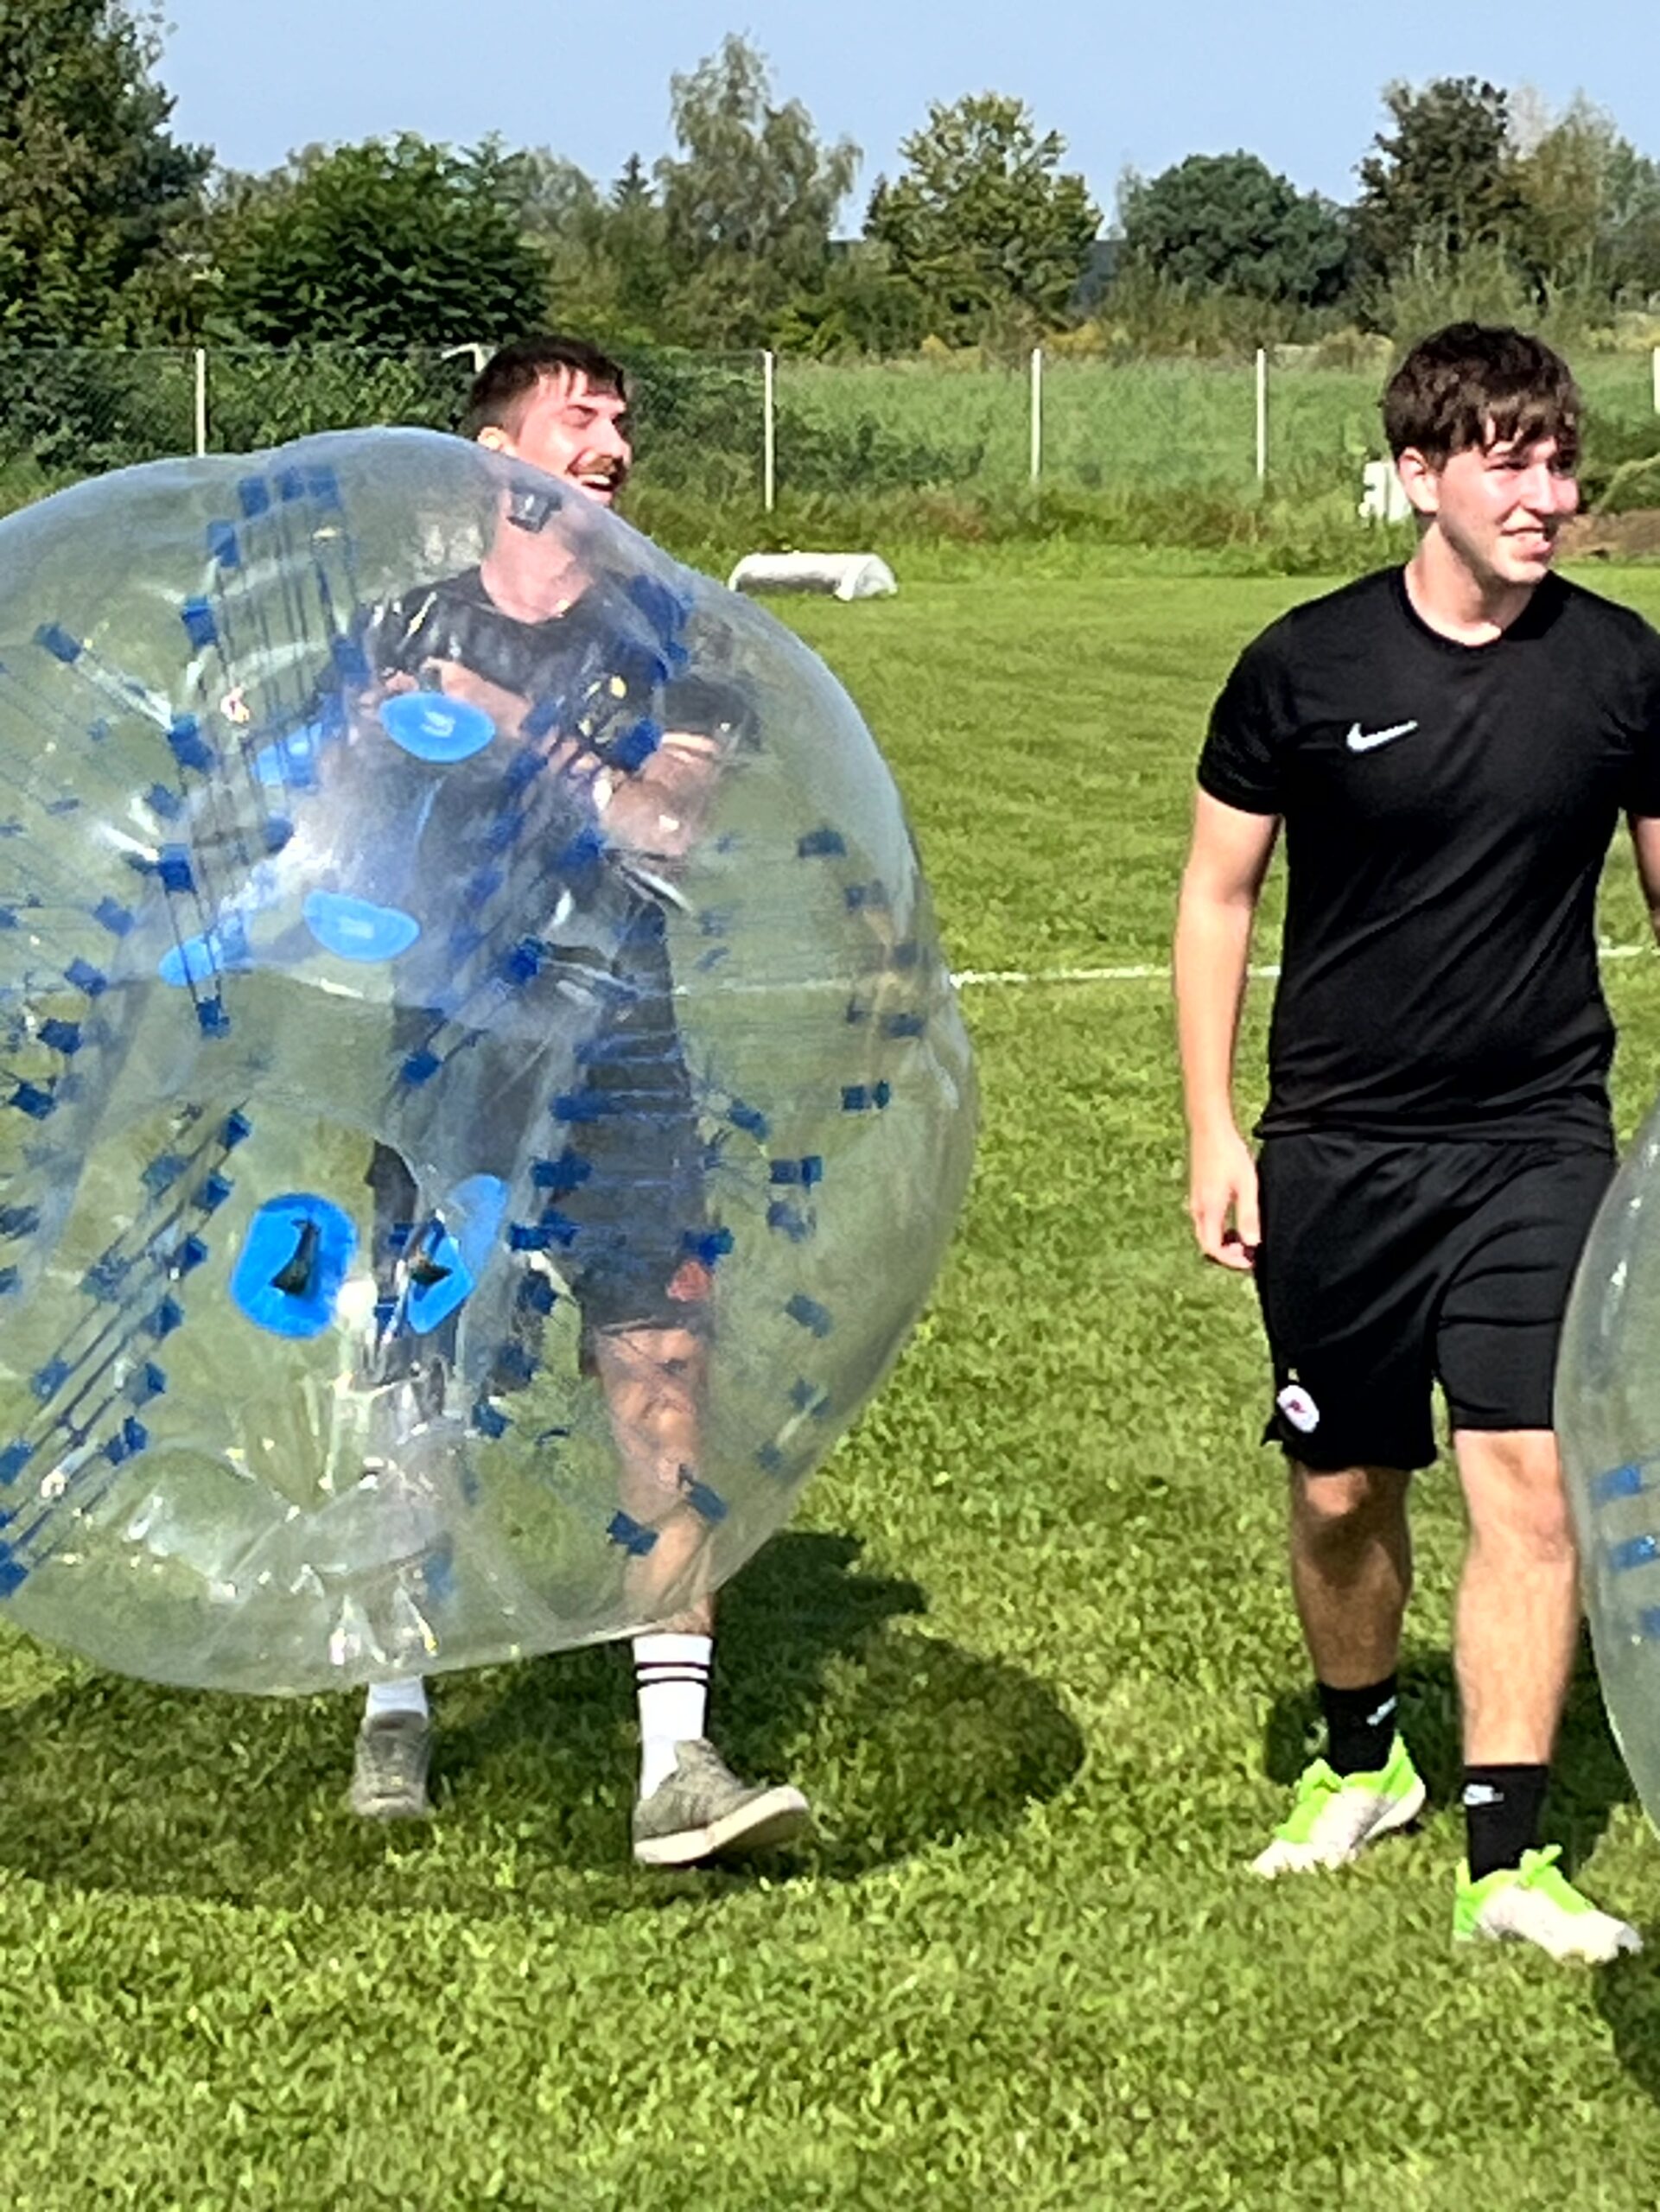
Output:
[348,1710,433,1821]
[632,1738,811,1867]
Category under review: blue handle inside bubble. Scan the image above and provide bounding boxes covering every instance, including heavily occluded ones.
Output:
[378,691,495,763]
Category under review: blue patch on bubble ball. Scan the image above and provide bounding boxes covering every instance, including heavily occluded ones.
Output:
[302,892,421,963]
[231,1194,358,1339]
[378,691,496,764]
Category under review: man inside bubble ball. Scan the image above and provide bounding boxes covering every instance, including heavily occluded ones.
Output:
[347,334,811,1865]
[1174,323,1660,1961]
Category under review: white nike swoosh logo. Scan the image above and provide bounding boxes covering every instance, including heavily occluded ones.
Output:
[1345,720,1419,753]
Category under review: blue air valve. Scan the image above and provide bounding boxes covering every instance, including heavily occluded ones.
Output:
[231,1195,359,1339]
[398,1173,508,1334]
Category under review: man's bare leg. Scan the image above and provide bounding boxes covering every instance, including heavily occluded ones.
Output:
[592,1321,809,1859]
[591,1322,716,1632]
[1253,1463,1421,1875]
[1288,1463,1413,1688]
[592,1322,716,1782]
[1451,1427,1576,1765]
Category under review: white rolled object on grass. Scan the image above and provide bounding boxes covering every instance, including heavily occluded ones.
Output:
[728,552,898,602]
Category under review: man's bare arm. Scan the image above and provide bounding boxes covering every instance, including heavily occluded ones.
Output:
[1631,815,1660,944]
[600,728,724,861]
[1173,791,1280,1272]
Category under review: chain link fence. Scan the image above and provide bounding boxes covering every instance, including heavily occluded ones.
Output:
[3,344,1657,519]
[0,345,773,507]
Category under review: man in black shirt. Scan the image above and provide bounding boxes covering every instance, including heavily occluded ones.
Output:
[348,336,809,1866]
[1174,323,1660,1959]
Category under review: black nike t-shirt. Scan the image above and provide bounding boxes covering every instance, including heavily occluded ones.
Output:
[1198,566,1660,1139]
[353,568,717,1306]
[359,561,710,1094]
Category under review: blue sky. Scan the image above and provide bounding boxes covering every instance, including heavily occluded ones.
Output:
[156,0,1659,222]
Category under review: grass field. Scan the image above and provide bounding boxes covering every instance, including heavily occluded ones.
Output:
[8,565,1660,2207]
[779,352,1660,498]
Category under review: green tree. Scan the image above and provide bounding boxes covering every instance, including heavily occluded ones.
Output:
[497,145,601,245]
[1118,152,1350,306]
[771,241,928,356]
[0,0,210,340]
[588,156,676,336]
[1511,94,1660,303]
[653,35,859,347]
[492,143,619,327]
[865,93,1100,343]
[462,146,677,347]
[213,136,549,346]
[1511,94,1620,293]
[1601,142,1660,302]
[1353,79,1529,280]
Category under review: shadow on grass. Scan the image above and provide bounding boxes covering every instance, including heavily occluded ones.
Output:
[1262,1631,1633,1870]
[1597,1917,1660,2098]
[0,1530,1083,1914]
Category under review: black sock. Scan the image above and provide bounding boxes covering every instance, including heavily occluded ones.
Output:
[1462,1764,1549,1880]
[1317,1675,1400,1777]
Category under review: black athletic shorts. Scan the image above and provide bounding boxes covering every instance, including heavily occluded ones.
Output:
[370,901,707,1378]
[544,934,710,1344]
[1253,1130,1614,1471]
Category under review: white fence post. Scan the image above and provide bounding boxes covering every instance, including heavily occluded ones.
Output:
[193,346,208,457]
[1030,346,1043,486]
[761,349,777,512]
[1652,346,1660,414]
[1255,347,1269,485]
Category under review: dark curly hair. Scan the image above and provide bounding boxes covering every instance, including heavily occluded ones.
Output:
[461,335,627,440]
[1382,323,1580,468]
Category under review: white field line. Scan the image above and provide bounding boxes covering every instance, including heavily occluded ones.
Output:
[951,944,1652,990]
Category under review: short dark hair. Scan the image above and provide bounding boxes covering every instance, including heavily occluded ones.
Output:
[461,334,627,439]
[1382,323,1580,468]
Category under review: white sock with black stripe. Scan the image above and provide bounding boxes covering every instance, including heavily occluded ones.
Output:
[633,1633,712,1796]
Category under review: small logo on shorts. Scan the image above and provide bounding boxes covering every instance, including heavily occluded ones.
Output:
[1276,1382,1320,1435]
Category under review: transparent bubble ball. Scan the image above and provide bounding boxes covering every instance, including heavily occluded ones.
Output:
[1556,1105,1660,1821]
[0,429,976,1693]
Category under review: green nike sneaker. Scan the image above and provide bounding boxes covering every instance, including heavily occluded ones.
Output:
[1453,1847,1641,1961]
[1250,1737,1426,1877]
